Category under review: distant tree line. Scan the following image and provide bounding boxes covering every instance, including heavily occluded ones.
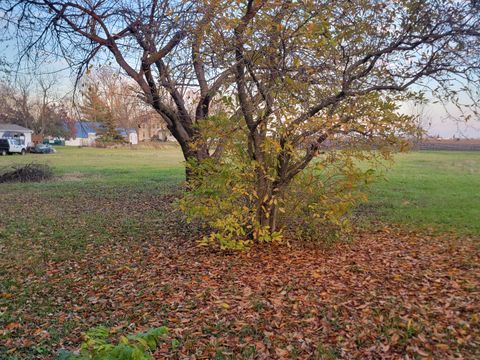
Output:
[0,76,75,138]
[0,66,166,140]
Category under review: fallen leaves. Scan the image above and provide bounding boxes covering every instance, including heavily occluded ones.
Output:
[1,189,479,359]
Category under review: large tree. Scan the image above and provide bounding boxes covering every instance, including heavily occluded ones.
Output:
[219,0,480,233]
[3,0,479,245]
[182,0,480,245]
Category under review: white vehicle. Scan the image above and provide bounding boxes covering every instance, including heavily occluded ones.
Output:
[0,138,28,155]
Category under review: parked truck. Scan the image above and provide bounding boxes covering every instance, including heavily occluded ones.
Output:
[0,138,28,156]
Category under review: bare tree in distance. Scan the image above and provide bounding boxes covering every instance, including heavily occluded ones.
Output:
[0,78,35,129]
[79,66,166,132]
[37,76,58,135]
[0,76,74,137]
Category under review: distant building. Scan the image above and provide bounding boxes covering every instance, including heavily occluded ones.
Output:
[137,116,173,142]
[65,121,140,146]
[128,132,138,145]
[65,122,99,146]
[0,123,34,148]
[117,128,138,144]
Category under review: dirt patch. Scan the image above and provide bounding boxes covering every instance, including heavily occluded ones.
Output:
[61,172,86,181]
[60,172,103,181]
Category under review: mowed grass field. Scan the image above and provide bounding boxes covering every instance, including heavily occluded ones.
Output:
[364,151,480,235]
[1,146,479,235]
[0,145,184,187]
[1,146,479,359]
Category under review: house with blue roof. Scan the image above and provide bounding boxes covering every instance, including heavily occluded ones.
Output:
[65,121,100,146]
[74,121,102,138]
[65,121,138,146]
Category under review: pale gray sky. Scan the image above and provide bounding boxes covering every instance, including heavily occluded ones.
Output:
[405,101,480,138]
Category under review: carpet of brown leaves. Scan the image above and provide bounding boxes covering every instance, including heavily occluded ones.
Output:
[1,194,479,359]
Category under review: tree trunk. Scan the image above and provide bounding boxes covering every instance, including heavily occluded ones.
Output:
[268,201,278,233]
[254,169,274,237]
[178,138,210,183]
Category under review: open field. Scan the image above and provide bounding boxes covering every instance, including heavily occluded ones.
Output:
[1,146,479,235]
[363,151,480,235]
[0,147,479,358]
[0,145,184,187]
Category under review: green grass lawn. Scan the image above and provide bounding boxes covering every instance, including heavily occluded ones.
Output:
[363,151,480,235]
[0,144,184,181]
[1,146,479,235]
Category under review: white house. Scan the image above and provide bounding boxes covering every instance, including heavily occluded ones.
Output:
[0,123,34,148]
[65,121,141,146]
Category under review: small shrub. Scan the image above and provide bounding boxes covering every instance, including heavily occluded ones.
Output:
[280,156,375,245]
[181,143,377,249]
[57,326,168,360]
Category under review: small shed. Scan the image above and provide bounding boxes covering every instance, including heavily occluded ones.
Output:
[0,123,34,147]
[117,128,138,145]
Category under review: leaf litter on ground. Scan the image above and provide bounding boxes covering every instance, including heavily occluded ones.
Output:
[0,187,479,359]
